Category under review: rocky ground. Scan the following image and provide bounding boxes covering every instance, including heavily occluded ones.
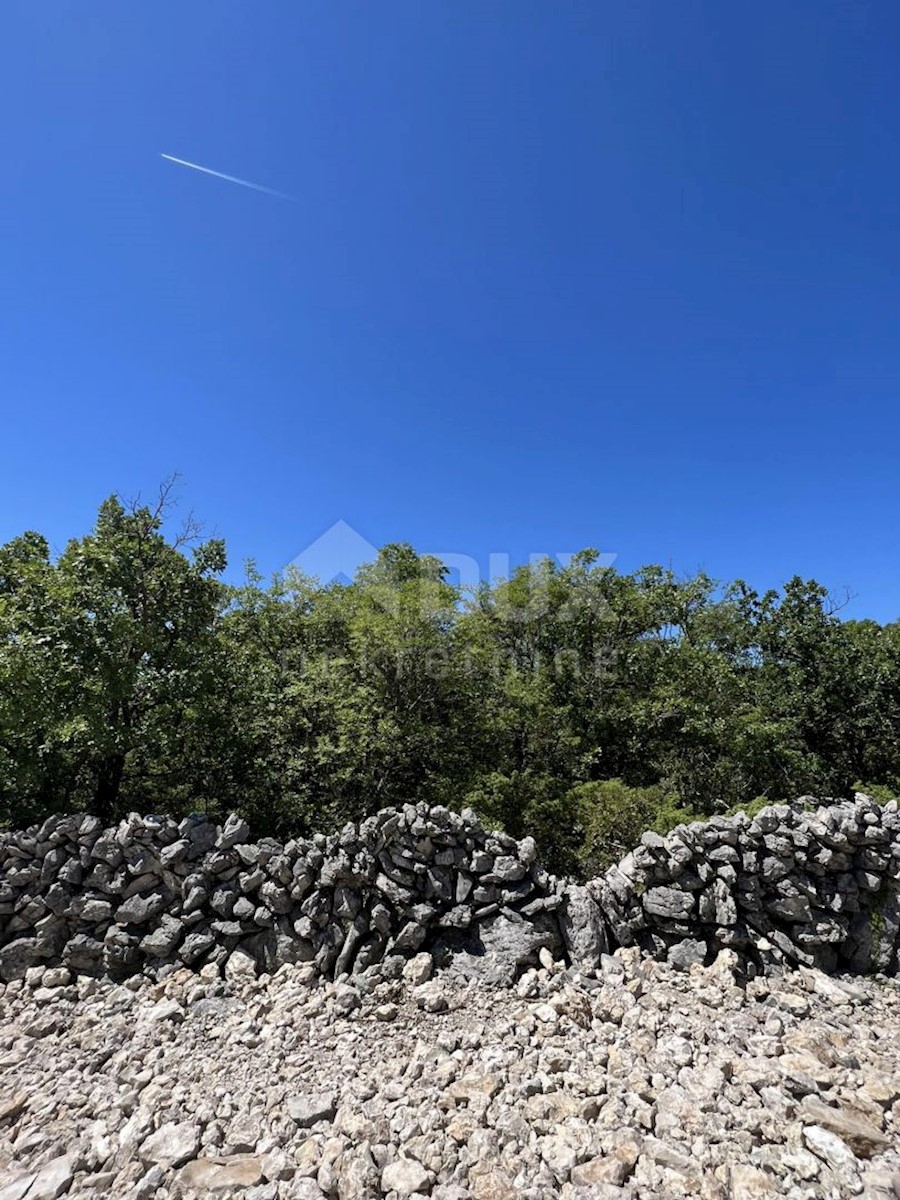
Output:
[2,949,900,1200]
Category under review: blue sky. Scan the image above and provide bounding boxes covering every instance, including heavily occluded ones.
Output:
[2,1,898,618]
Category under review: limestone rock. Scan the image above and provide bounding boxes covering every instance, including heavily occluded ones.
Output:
[288,1092,337,1128]
[0,1174,37,1200]
[139,1121,202,1168]
[176,1155,264,1195]
[799,1096,890,1157]
[803,1124,860,1172]
[643,887,695,919]
[381,1158,432,1196]
[16,1156,74,1200]
[729,1164,778,1197]
[559,885,608,966]
[402,951,433,985]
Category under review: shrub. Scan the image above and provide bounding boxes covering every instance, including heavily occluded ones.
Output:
[465,771,583,877]
[853,781,900,806]
[573,779,700,877]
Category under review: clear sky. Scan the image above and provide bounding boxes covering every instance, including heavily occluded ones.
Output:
[2,2,898,618]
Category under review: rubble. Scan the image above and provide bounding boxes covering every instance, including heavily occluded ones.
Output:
[1,948,899,1198]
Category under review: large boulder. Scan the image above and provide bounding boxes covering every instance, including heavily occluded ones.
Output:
[558,884,608,967]
[435,911,559,986]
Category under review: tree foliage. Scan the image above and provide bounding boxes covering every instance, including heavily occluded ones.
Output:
[2,491,899,875]
[0,486,227,824]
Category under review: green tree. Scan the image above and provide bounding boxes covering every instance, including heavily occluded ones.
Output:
[0,532,74,822]
[0,484,228,825]
[220,543,480,835]
[4,487,900,876]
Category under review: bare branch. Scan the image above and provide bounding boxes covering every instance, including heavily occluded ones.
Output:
[152,473,181,521]
[115,475,207,549]
[172,509,205,550]
[825,587,855,618]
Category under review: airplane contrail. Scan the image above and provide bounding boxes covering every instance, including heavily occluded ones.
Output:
[160,154,294,200]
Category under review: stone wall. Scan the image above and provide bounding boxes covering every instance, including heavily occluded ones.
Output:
[0,804,599,985]
[1,795,899,984]
[596,795,900,974]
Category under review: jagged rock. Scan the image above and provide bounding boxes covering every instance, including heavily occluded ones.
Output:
[799,1096,890,1157]
[439,912,555,986]
[558,885,608,967]
[381,1158,432,1196]
[336,1145,380,1199]
[13,1156,74,1200]
[803,1124,860,1172]
[0,1094,28,1125]
[402,951,434,985]
[139,1121,202,1167]
[667,937,707,970]
[490,855,526,883]
[137,997,184,1025]
[176,1155,264,1194]
[643,887,695,919]
[333,984,360,1015]
[225,948,257,979]
[79,899,113,922]
[217,814,251,850]
[769,894,813,923]
[729,1164,778,1197]
[179,930,216,965]
[3,919,900,1200]
[287,1092,337,1127]
[116,890,167,925]
[0,1173,37,1200]
[0,938,39,982]
[139,915,184,957]
[413,980,449,1012]
[62,933,103,971]
[289,1183,327,1200]
[570,1156,628,1187]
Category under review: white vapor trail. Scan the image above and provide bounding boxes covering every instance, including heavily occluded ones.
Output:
[160,154,294,200]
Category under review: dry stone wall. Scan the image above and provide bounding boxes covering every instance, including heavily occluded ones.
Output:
[0,804,595,986]
[596,795,900,975]
[1,794,899,985]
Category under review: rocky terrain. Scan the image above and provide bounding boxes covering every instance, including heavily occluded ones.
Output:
[2,795,900,1199]
[2,947,900,1200]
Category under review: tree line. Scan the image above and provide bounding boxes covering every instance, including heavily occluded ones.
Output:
[2,487,898,876]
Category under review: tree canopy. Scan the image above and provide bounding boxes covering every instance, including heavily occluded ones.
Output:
[2,490,898,875]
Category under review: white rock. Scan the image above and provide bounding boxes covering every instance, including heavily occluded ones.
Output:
[138,997,184,1025]
[0,1174,37,1200]
[541,1133,579,1180]
[413,981,448,1012]
[729,1164,777,1197]
[176,1155,264,1194]
[381,1158,432,1196]
[333,984,361,1014]
[288,1092,338,1127]
[41,968,72,989]
[139,1120,202,1167]
[20,1156,75,1200]
[225,949,257,980]
[290,1181,328,1199]
[802,1124,859,1172]
[533,1003,558,1024]
[402,953,434,986]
